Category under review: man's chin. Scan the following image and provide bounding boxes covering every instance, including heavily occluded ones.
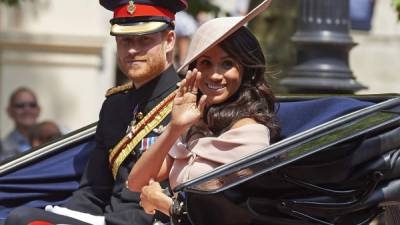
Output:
[128,72,158,87]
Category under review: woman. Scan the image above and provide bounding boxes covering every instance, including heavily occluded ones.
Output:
[127,17,279,217]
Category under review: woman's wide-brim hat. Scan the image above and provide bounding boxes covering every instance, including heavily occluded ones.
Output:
[177,0,272,73]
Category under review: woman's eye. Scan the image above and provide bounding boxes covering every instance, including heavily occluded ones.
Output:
[221,60,234,70]
[199,59,212,66]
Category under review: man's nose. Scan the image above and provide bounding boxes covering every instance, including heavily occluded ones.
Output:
[127,45,141,55]
[125,39,143,54]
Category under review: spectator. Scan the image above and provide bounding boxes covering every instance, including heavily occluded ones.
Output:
[174,11,198,67]
[231,0,250,16]
[28,121,62,148]
[1,87,40,161]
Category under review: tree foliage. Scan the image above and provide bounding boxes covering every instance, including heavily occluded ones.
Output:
[0,0,21,5]
[248,0,298,93]
[394,0,400,20]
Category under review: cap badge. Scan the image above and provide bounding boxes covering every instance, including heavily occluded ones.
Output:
[127,0,136,15]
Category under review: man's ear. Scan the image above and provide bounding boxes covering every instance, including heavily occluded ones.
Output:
[165,30,176,53]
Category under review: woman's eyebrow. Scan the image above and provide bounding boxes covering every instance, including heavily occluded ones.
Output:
[221,56,232,60]
[199,54,231,59]
[199,55,211,59]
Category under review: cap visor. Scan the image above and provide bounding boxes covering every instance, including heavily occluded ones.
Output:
[111,21,169,36]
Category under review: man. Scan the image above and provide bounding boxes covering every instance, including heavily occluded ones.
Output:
[5,0,187,224]
[1,87,41,161]
[28,121,62,148]
[174,10,198,67]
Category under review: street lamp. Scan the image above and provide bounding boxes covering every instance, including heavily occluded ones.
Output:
[281,0,366,93]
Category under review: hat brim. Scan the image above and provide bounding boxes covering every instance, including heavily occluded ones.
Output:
[177,0,272,73]
[111,21,170,36]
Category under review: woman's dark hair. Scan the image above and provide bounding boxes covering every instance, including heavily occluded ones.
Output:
[188,26,280,142]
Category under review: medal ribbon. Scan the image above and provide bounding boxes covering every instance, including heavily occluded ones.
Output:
[109,91,176,179]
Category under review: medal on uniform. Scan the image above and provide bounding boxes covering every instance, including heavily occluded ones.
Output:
[126,104,140,133]
[139,136,158,154]
[153,124,166,134]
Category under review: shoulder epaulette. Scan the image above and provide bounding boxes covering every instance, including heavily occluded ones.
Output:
[105,82,134,97]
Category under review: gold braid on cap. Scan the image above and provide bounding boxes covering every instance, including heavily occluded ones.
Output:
[105,83,134,97]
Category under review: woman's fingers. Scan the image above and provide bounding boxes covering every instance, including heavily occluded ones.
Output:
[198,94,208,115]
[188,69,197,92]
[139,182,161,215]
[177,78,186,97]
[140,193,156,215]
[192,70,201,95]
[141,202,156,214]
[185,69,200,94]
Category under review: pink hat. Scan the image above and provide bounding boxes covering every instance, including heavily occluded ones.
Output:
[177,0,273,73]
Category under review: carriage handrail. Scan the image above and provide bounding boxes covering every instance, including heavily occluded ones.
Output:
[0,122,97,176]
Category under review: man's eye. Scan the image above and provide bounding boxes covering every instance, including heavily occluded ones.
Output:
[140,36,151,42]
[120,38,131,45]
[222,60,234,70]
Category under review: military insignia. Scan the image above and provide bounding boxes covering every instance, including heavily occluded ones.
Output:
[105,82,133,97]
[153,124,166,134]
[127,0,136,15]
[126,105,140,133]
[109,91,177,178]
[136,112,144,120]
[139,136,158,153]
[126,119,137,134]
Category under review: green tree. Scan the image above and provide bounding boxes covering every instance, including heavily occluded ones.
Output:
[394,0,400,20]
[0,0,21,5]
[248,0,298,93]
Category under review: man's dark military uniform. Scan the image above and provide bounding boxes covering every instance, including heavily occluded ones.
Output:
[4,0,187,224]
[64,67,180,224]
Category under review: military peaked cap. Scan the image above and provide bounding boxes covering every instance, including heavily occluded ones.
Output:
[100,0,188,36]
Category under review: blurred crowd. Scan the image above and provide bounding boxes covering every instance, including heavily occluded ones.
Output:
[0,87,62,161]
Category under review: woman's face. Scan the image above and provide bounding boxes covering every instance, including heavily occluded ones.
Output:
[196,46,243,105]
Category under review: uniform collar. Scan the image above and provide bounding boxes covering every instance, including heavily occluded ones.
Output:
[131,66,180,102]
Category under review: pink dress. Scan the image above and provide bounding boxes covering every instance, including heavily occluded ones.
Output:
[168,123,270,189]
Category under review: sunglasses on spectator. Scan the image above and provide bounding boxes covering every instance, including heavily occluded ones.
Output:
[13,102,38,109]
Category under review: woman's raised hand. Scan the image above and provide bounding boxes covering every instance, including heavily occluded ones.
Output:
[172,69,207,130]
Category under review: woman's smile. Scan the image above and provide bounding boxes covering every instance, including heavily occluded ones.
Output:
[206,83,226,91]
[196,45,243,105]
